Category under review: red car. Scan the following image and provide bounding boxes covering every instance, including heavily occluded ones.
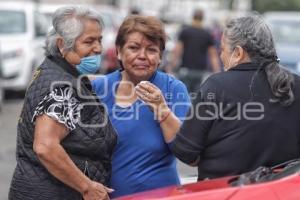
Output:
[115,159,300,200]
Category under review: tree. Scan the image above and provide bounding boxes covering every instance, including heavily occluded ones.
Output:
[253,0,300,13]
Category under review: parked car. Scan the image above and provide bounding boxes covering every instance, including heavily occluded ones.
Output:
[116,159,300,200]
[0,44,3,111]
[264,12,300,75]
[0,1,48,92]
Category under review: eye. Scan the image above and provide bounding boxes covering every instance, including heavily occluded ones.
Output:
[148,47,159,53]
[128,45,139,50]
[84,40,93,44]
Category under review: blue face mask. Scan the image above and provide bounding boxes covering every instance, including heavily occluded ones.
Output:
[76,54,102,75]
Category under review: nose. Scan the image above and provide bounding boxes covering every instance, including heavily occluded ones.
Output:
[93,41,102,54]
[137,48,146,59]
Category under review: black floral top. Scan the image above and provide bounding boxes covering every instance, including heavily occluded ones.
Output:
[32,86,83,131]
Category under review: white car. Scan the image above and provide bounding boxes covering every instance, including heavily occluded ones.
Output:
[264,12,300,75]
[0,46,3,111]
[0,1,48,91]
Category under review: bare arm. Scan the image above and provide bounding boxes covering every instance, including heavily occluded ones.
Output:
[33,115,111,199]
[208,46,221,73]
[157,106,181,143]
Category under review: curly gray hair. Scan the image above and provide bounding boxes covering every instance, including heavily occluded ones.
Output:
[224,14,294,106]
[45,6,103,57]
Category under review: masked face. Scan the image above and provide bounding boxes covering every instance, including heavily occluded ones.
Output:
[60,19,103,74]
[76,54,102,74]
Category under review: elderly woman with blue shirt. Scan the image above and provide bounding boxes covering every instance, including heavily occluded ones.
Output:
[92,15,190,198]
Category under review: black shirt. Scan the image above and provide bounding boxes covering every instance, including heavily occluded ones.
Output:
[178,25,214,70]
[170,62,300,180]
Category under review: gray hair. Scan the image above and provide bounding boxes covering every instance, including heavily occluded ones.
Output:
[45,6,103,57]
[224,14,294,106]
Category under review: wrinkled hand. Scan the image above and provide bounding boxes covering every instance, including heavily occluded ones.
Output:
[135,81,170,120]
[82,181,113,200]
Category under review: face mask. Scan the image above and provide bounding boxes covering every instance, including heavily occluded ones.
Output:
[76,54,102,75]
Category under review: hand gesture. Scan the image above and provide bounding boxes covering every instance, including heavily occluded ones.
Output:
[135,81,170,120]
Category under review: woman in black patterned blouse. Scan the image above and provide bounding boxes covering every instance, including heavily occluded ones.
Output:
[9,6,117,200]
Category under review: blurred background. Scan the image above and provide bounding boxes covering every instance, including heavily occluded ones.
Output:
[0,0,300,199]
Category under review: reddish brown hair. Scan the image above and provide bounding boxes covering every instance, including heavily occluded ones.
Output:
[115,15,166,54]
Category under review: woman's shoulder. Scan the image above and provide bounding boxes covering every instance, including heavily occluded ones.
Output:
[92,71,120,91]
[95,70,120,82]
[155,71,187,90]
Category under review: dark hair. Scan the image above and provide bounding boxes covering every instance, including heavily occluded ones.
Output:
[193,9,204,21]
[223,14,294,106]
[115,15,166,55]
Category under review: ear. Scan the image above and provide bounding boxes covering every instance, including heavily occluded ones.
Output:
[235,46,245,62]
[56,37,65,56]
[116,46,122,60]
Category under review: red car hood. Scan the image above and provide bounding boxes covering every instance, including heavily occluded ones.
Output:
[115,173,300,200]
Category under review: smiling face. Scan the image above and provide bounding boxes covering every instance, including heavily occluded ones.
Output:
[61,19,103,65]
[117,32,161,82]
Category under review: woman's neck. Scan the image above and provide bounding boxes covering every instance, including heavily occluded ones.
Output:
[115,71,138,106]
[121,71,142,86]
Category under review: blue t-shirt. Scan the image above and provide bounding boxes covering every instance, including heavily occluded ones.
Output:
[92,70,191,198]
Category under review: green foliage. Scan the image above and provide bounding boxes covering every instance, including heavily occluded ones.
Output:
[253,0,300,13]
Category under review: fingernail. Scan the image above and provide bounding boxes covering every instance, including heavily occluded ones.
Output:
[140,81,148,84]
[107,188,114,193]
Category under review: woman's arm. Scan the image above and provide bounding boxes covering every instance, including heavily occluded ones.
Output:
[135,81,189,143]
[155,103,182,143]
[169,86,215,166]
[33,115,112,200]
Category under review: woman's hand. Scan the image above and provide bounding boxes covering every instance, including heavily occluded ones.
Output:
[135,81,182,142]
[82,181,113,200]
[135,81,170,121]
[34,115,114,199]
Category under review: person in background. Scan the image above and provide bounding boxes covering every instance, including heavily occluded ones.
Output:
[167,9,221,92]
[92,15,191,198]
[170,14,300,181]
[9,6,117,200]
[129,6,141,15]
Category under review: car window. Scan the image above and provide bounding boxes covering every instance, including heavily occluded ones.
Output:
[34,12,49,37]
[269,20,300,44]
[0,10,26,34]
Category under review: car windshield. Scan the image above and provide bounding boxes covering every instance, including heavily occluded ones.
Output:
[269,20,300,44]
[0,10,26,34]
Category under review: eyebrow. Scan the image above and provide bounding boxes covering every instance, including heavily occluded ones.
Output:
[127,41,158,47]
[84,35,103,41]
